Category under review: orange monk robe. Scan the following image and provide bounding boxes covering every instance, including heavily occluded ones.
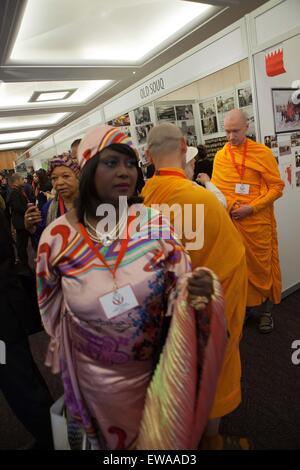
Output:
[142,168,247,418]
[211,138,284,307]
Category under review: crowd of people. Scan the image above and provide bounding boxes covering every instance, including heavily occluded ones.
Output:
[0,111,284,450]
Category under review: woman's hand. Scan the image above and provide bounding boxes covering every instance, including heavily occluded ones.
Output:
[196,173,210,185]
[187,269,214,310]
[24,205,42,233]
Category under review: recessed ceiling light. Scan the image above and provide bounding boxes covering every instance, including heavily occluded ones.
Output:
[0,141,32,150]
[0,81,112,109]
[0,113,69,130]
[0,129,47,143]
[36,92,69,101]
[29,89,77,103]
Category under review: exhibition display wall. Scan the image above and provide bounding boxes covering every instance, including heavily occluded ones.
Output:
[19,0,300,294]
[251,0,300,293]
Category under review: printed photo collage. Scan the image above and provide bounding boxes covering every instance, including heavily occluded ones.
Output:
[198,84,255,159]
[199,85,254,137]
[133,106,154,165]
[264,131,300,190]
[155,103,197,147]
[107,108,154,166]
[107,113,131,138]
[106,83,255,166]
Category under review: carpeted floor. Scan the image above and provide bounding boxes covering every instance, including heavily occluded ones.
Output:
[1,289,300,450]
[221,289,300,449]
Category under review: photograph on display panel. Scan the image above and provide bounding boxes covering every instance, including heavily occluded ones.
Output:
[135,124,154,145]
[217,92,235,133]
[107,113,130,127]
[272,88,300,134]
[201,116,218,135]
[279,162,293,190]
[264,135,279,162]
[245,106,256,141]
[177,120,197,146]
[237,86,253,108]
[199,99,217,119]
[278,134,292,157]
[293,148,300,168]
[216,93,235,113]
[137,145,148,166]
[175,104,194,120]
[186,135,198,146]
[296,170,300,187]
[264,135,278,149]
[284,163,293,188]
[134,106,151,125]
[156,105,176,122]
[199,99,218,136]
[291,132,300,147]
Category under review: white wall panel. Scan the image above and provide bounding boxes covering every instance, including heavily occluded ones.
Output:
[253,33,300,291]
[53,109,104,145]
[104,26,247,119]
[30,135,56,157]
[254,0,300,46]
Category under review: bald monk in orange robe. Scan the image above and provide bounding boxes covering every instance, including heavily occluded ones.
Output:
[142,123,248,449]
[212,109,284,334]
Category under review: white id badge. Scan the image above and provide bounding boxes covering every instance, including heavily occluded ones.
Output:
[99,285,139,319]
[235,183,250,195]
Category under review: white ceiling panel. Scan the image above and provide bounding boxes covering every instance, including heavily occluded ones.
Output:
[0,113,70,130]
[10,0,212,64]
[0,129,47,143]
[0,141,33,150]
[0,80,112,109]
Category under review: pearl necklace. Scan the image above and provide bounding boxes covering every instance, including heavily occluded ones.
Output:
[83,211,128,246]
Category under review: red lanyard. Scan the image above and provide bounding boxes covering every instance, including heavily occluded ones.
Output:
[227,139,248,181]
[156,169,187,179]
[78,214,135,280]
[59,197,65,215]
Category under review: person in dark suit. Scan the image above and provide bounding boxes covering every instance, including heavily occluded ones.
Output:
[145,163,155,179]
[193,144,213,180]
[23,174,35,203]
[7,173,29,266]
[0,173,10,221]
[32,169,52,210]
[0,208,54,449]
[0,173,8,202]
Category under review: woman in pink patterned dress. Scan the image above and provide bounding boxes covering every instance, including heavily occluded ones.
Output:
[36,125,227,450]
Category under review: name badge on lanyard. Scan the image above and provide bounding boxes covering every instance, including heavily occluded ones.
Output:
[235,183,250,195]
[78,214,139,320]
[99,284,139,319]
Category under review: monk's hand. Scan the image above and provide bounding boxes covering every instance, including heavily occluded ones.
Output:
[196,173,210,185]
[187,269,214,311]
[231,205,253,221]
